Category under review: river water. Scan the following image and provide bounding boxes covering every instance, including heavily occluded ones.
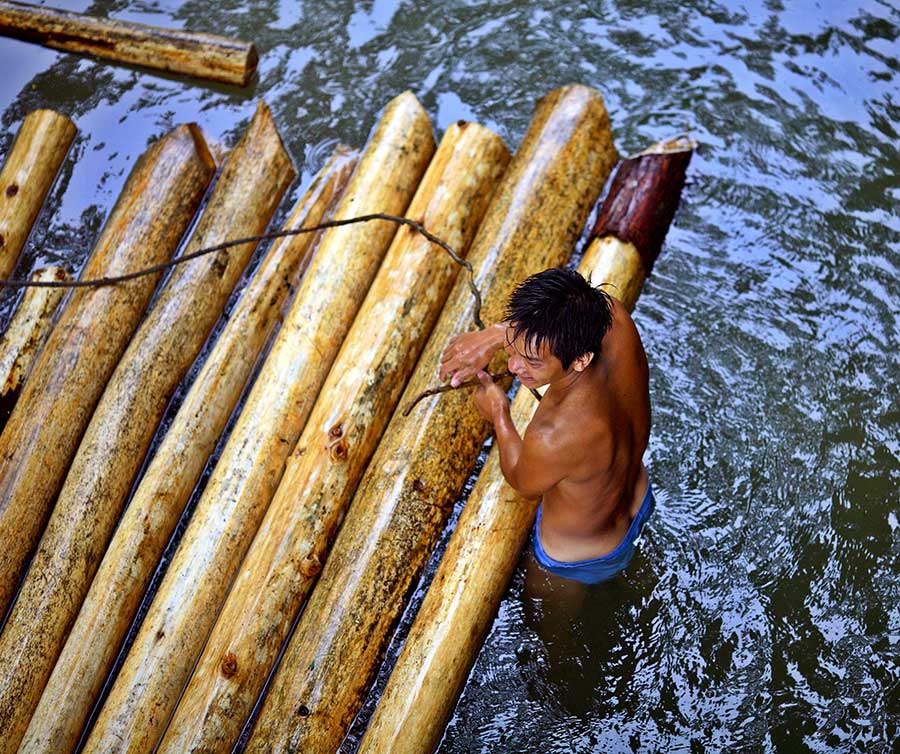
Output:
[1,1,897,752]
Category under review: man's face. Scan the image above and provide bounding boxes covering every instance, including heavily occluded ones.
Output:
[503,327,567,388]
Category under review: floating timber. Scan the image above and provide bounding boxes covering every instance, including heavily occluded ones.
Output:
[356,137,694,754]
[0,265,68,431]
[0,123,215,620]
[82,91,435,754]
[158,120,510,754]
[0,101,294,754]
[0,109,75,279]
[0,0,257,86]
[19,146,357,754]
[245,84,619,754]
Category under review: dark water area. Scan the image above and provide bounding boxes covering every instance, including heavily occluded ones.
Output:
[1,1,898,752]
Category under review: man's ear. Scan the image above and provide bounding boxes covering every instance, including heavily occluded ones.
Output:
[572,352,594,372]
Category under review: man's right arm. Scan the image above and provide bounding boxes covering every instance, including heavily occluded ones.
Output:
[439,322,507,386]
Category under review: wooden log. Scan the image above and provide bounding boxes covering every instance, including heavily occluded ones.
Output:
[82,91,435,754]
[244,84,619,754]
[356,138,694,754]
[0,109,75,280]
[0,123,215,620]
[158,121,510,754]
[0,101,294,754]
[0,265,68,431]
[0,1,257,86]
[18,145,357,754]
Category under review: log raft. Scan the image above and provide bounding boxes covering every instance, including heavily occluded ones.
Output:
[356,138,694,754]
[0,0,257,86]
[245,84,619,754]
[0,101,294,754]
[0,265,68,430]
[0,109,75,280]
[18,145,357,754]
[0,123,215,621]
[82,91,435,754]
[157,121,510,754]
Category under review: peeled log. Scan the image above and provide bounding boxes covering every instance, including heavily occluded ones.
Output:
[19,147,357,754]
[0,123,215,620]
[357,139,694,754]
[0,265,68,431]
[245,84,618,754]
[158,121,510,754]
[0,109,75,279]
[0,1,257,86]
[0,101,293,754]
[82,91,435,754]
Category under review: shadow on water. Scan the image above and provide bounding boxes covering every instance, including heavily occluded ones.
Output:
[0,1,898,752]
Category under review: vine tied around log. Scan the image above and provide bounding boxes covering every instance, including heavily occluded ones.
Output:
[0,212,529,411]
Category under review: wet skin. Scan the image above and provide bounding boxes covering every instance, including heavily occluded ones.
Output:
[441,296,650,562]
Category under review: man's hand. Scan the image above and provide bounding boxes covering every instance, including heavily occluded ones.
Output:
[473,370,509,424]
[440,322,507,387]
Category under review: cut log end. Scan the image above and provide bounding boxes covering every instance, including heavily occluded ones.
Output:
[590,136,694,274]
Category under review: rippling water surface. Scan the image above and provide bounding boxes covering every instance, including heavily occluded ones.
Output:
[1,1,897,752]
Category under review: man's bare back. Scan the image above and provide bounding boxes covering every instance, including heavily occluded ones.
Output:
[441,269,651,578]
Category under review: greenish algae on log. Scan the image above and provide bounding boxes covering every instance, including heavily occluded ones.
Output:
[0,109,75,279]
[356,138,694,754]
[245,83,618,754]
[157,121,510,754]
[0,0,258,86]
[0,123,215,621]
[0,265,69,432]
[18,146,357,754]
[0,101,294,754]
[82,91,435,754]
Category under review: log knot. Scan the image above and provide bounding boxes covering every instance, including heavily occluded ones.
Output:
[299,553,321,578]
[6,184,19,197]
[221,651,238,678]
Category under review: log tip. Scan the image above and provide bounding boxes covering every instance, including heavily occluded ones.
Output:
[24,108,77,139]
[181,123,218,172]
[589,136,695,273]
[242,42,260,85]
[385,90,431,128]
[33,265,70,283]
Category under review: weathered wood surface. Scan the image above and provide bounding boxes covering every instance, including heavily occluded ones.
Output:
[19,145,355,754]
[19,146,357,754]
[355,140,693,754]
[157,121,510,754]
[82,91,435,754]
[245,84,618,754]
[0,109,75,279]
[0,1,257,86]
[590,136,694,275]
[0,102,293,754]
[0,265,68,430]
[0,123,215,621]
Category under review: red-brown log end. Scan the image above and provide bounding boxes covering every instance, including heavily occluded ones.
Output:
[590,137,694,274]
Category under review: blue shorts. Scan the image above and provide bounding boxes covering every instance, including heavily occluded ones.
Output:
[531,482,655,585]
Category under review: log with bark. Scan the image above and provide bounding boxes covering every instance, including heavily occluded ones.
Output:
[0,101,294,754]
[0,0,257,86]
[355,137,694,754]
[244,84,619,754]
[0,265,68,431]
[0,109,75,280]
[0,123,215,621]
[18,146,357,754]
[81,91,435,754]
[157,120,510,754]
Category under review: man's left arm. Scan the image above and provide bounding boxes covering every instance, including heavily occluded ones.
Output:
[473,371,566,499]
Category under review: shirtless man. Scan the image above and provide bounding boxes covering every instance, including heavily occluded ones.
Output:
[440,267,653,585]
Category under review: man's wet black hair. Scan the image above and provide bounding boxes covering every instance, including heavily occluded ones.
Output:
[505,268,613,369]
